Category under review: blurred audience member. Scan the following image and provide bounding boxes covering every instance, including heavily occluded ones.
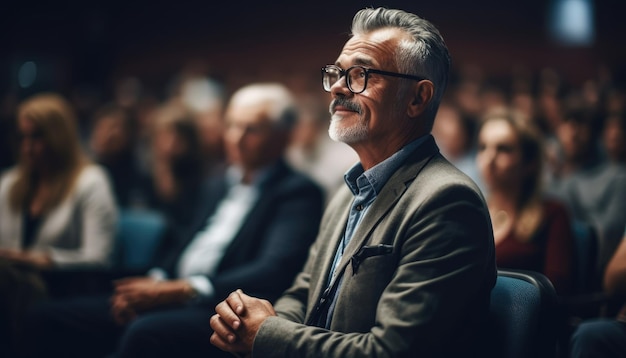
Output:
[548,98,626,279]
[452,63,485,119]
[168,61,227,174]
[114,77,143,110]
[570,227,626,358]
[287,95,358,202]
[511,91,536,121]
[20,83,324,358]
[479,81,509,114]
[0,93,117,355]
[602,111,626,164]
[477,110,575,294]
[143,104,211,232]
[432,100,482,193]
[88,103,143,208]
[604,86,625,114]
[69,84,105,143]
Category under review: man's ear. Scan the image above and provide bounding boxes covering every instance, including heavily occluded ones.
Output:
[407,80,434,118]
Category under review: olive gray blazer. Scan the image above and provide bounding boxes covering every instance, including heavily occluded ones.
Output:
[253,135,497,357]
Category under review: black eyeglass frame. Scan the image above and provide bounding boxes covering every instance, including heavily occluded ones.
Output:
[321,64,427,94]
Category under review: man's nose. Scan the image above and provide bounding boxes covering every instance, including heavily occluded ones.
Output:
[330,75,351,98]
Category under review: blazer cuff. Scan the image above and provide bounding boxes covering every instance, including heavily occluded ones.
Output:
[253,316,303,357]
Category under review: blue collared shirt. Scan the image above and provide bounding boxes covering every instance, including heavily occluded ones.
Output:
[323,135,430,327]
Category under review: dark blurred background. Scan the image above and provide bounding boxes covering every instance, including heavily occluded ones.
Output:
[2,0,625,101]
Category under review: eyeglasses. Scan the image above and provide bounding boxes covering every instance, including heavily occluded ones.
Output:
[321,64,426,94]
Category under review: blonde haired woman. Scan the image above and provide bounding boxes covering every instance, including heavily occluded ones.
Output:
[477,109,575,294]
[0,92,117,268]
[0,93,117,354]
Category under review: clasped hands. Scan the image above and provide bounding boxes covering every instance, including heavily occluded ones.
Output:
[110,277,193,325]
[210,289,277,357]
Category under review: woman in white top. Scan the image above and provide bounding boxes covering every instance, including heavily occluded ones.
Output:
[0,92,117,269]
[0,93,117,356]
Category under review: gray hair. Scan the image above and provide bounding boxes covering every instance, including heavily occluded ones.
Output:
[229,83,298,129]
[351,7,451,127]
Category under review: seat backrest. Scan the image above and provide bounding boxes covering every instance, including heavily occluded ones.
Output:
[113,209,166,271]
[571,220,599,294]
[483,269,559,358]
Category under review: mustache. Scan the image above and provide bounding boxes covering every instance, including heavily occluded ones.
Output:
[329,98,362,115]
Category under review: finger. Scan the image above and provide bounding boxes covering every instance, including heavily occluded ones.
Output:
[210,314,237,344]
[226,289,246,316]
[209,330,232,352]
[115,282,138,293]
[115,283,148,297]
[113,276,146,287]
[115,283,132,293]
[215,301,241,330]
[113,277,134,287]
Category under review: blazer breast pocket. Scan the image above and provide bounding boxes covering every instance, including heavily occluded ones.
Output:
[350,244,393,275]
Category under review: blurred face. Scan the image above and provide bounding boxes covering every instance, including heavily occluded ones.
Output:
[603,116,625,162]
[195,109,224,157]
[557,120,592,161]
[432,104,467,159]
[476,119,524,191]
[224,102,285,171]
[153,126,188,162]
[90,115,131,158]
[328,28,408,145]
[18,116,47,168]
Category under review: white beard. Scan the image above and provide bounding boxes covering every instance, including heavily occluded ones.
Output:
[328,113,368,144]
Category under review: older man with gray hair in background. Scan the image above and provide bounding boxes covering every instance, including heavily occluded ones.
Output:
[20,83,324,358]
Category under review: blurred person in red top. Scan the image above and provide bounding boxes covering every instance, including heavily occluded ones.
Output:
[477,109,575,294]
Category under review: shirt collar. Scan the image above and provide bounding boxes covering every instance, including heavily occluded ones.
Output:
[344,135,430,196]
[226,161,280,189]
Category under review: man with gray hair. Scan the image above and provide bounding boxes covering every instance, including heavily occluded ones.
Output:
[211,7,496,357]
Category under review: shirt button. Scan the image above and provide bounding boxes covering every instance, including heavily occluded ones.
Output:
[356,204,363,211]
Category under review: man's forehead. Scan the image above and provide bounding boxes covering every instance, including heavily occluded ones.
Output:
[226,102,269,123]
[337,27,407,66]
[364,27,408,42]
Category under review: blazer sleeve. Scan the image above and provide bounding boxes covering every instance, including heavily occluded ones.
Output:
[253,173,496,357]
[208,177,324,303]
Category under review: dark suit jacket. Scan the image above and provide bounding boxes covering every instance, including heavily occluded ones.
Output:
[253,136,497,357]
[152,158,324,304]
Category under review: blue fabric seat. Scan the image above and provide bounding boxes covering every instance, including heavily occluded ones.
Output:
[483,269,559,358]
[571,220,599,294]
[114,209,166,272]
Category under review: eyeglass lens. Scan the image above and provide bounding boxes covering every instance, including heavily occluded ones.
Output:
[323,66,367,93]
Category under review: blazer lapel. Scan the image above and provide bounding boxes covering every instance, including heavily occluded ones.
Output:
[333,135,440,278]
[308,190,353,304]
[216,159,289,267]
